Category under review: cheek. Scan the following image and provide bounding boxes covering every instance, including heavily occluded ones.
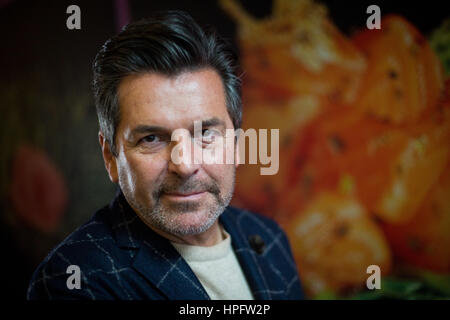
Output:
[118,153,167,189]
[204,163,235,188]
[203,136,237,165]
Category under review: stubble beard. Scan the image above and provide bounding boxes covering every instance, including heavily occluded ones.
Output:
[120,170,235,237]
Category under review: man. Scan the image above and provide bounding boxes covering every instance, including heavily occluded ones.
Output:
[27,10,303,300]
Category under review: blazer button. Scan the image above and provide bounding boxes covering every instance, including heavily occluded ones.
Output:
[248,235,265,254]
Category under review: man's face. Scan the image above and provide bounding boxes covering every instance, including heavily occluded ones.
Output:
[104,69,238,237]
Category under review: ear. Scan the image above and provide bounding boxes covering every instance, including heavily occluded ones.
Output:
[99,131,119,183]
[234,136,240,169]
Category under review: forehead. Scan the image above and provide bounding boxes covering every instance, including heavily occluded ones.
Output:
[117,69,232,131]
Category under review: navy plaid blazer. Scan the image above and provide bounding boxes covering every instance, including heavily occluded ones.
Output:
[27,189,304,300]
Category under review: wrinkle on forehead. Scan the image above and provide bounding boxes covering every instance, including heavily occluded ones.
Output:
[117,69,231,132]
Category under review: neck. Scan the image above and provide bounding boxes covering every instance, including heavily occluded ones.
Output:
[166,220,225,246]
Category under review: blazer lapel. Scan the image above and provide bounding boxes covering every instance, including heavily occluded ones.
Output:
[110,189,210,300]
[131,232,210,300]
[219,207,272,300]
[110,189,273,300]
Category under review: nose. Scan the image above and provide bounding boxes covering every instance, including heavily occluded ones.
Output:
[168,131,200,178]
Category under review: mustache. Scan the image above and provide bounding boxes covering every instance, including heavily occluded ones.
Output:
[153,177,221,198]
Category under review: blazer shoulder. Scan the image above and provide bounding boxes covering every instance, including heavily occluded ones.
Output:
[27,206,118,299]
[46,206,113,264]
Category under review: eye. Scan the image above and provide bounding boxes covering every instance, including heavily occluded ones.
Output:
[141,134,159,143]
[202,128,219,142]
[137,133,168,153]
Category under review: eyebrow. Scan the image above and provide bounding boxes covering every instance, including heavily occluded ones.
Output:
[129,117,226,139]
[198,117,226,129]
[129,125,169,140]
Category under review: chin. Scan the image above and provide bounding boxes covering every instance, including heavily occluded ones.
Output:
[167,209,217,235]
[173,209,213,226]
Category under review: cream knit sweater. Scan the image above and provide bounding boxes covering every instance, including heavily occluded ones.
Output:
[171,230,254,300]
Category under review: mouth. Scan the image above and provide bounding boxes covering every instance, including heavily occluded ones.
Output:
[162,191,207,201]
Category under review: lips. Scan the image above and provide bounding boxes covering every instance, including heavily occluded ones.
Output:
[167,191,204,196]
[163,191,207,200]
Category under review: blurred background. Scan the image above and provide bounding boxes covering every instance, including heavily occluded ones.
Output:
[0,0,449,300]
